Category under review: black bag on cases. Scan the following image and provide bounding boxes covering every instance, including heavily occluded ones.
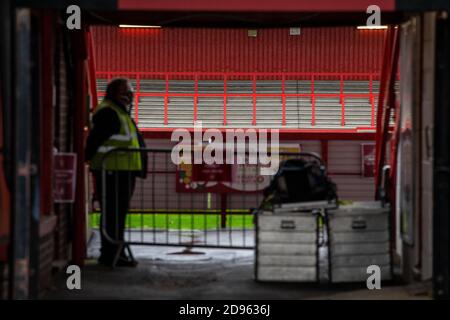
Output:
[263,158,337,205]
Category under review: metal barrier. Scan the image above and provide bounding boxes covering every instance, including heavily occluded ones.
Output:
[91,148,326,266]
[95,71,381,129]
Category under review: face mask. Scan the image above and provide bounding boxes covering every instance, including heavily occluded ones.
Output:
[126,90,133,101]
[123,90,134,114]
[127,98,133,115]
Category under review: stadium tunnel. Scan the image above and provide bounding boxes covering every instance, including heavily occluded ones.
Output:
[0,0,449,299]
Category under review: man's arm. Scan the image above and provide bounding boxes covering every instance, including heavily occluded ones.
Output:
[85,108,121,161]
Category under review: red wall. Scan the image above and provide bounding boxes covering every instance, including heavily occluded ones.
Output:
[92,26,386,73]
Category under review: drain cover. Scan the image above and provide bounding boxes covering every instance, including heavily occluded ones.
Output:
[167,247,205,255]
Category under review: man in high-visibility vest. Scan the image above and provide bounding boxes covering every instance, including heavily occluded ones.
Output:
[86,78,145,267]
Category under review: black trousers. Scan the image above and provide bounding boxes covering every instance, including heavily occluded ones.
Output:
[93,170,136,261]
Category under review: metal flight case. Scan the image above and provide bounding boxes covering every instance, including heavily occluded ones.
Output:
[327,201,392,283]
[254,200,337,283]
[254,151,338,283]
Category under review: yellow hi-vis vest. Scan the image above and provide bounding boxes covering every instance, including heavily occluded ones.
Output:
[89,99,142,171]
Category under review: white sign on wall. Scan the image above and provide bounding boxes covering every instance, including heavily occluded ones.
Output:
[289,27,301,36]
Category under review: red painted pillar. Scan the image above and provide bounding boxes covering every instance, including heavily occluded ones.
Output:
[223,74,227,126]
[281,75,286,126]
[374,27,399,198]
[340,75,345,126]
[193,74,198,123]
[86,27,98,110]
[252,75,257,126]
[311,75,316,126]
[164,74,169,125]
[374,27,395,193]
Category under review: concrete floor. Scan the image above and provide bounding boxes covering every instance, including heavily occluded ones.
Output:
[43,231,431,300]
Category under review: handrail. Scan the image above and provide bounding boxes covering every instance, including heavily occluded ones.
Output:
[374,27,400,199]
[96,71,381,77]
[86,27,98,109]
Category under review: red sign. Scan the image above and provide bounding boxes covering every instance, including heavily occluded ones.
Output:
[192,163,232,182]
[176,163,232,193]
[176,144,302,193]
[361,144,376,178]
[53,153,77,203]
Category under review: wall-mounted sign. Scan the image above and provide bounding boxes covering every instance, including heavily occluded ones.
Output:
[53,153,77,203]
[248,29,258,37]
[361,143,376,178]
[289,27,301,36]
[192,163,232,182]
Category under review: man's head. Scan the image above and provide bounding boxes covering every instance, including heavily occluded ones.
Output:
[105,78,134,108]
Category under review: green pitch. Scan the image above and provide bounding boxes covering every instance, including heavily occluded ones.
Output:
[89,211,255,230]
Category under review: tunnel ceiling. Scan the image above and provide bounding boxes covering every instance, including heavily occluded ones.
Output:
[85,11,407,28]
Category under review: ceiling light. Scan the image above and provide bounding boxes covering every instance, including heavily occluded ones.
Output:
[119,25,161,28]
[356,25,388,30]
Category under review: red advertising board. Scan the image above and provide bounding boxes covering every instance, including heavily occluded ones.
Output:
[176,162,269,193]
[176,144,301,193]
[53,153,77,203]
[361,143,376,177]
[192,163,232,182]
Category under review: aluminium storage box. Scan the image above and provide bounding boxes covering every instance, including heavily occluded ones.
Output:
[328,201,392,283]
[255,209,319,282]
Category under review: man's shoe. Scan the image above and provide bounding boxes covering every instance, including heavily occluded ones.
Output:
[98,256,114,267]
[98,256,138,267]
[116,258,139,268]
[98,249,138,267]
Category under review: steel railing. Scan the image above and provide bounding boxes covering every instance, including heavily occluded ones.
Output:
[92,148,327,267]
[95,72,381,130]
